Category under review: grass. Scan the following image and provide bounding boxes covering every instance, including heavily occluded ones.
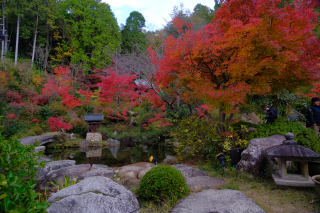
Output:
[196,164,319,213]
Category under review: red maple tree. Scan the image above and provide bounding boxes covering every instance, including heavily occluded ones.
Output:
[48,117,72,132]
[153,0,320,133]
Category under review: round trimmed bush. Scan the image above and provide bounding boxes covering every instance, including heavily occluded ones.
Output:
[32,126,43,135]
[137,165,189,202]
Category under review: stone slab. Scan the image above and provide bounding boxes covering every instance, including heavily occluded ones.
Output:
[272,174,315,187]
[36,160,76,180]
[186,176,225,192]
[79,169,114,180]
[170,189,266,213]
[19,135,55,146]
[92,164,108,169]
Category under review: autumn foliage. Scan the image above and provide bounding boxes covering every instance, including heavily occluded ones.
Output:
[151,0,320,132]
[48,117,72,131]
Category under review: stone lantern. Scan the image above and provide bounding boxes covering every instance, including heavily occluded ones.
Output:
[84,113,104,141]
[266,132,320,187]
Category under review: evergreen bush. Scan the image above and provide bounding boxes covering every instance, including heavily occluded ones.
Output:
[32,126,43,135]
[137,165,189,202]
[247,118,320,153]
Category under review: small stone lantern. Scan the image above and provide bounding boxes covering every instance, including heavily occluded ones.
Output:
[266,132,320,187]
[84,113,104,141]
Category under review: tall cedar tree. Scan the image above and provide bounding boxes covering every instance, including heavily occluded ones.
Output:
[153,0,320,133]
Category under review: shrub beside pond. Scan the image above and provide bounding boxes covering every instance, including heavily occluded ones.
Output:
[137,165,189,202]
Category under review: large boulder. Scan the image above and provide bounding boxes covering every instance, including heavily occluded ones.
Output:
[38,164,91,190]
[170,189,265,213]
[46,176,139,213]
[241,113,263,124]
[79,169,114,180]
[36,160,76,180]
[237,134,285,176]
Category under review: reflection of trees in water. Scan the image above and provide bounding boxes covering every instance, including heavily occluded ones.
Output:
[45,144,168,167]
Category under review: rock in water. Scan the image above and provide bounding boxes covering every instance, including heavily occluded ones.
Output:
[237,134,285,177]
[170,189,265,213]
[46,176,139,213]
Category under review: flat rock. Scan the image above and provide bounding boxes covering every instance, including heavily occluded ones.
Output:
[46,176,139,213]
[187,176,224,192]
[79,169,114,180]
[237,134,285,177]
[171,165,208,179]
[37,156,53,162]
[38,164,91,190]
[36,160,76,180]
[92,164,108,169]
[170,189,266,213]
[163,155,177,164]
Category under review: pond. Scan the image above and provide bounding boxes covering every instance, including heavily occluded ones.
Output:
[44,142,173,167]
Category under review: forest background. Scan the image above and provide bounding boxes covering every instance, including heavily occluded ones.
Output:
[1,0,320,161]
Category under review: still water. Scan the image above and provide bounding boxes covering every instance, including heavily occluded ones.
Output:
[44,142,172,167]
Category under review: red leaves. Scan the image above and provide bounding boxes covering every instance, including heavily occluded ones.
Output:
[152,0,320,115]
[6,91,22,103]
[32,119,40,123]
[48,117,72,132]
[97,70,140,106]
[307,83,320,98]
[61,95,82,110]
[8,114,18,120]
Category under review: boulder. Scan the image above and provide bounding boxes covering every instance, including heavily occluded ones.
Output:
[35,146,45,153]
[79,169,114,180]
[46,176,139,213]
[170,189,265,213]
[119,162,155,179]
[242,113,263,124]
[86,132,102,141]
[237,134,285,177]
[38,164,91,190]
[70,133,76,140]
[92,164,108,170]
[163,155,177,164]
[36,160,76,180]
[37,156,53,163]
[138,167,152,179]
[107,138,120,145]
[186,176,224,192]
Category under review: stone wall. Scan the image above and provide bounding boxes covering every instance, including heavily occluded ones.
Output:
[86,132,102,141]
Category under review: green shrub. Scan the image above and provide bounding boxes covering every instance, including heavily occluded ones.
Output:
[32,126,43,135]
[71,126,87,138]
[3,121,27,138]
[137,165,189,202]
[172,116,221,161]
[110,123,131,134]
[247,118,320,153]
[0,121,49,212]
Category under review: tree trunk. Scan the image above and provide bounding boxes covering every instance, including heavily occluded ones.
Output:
[14,14,20,67]
[1,3,5,61]
[44,24,49,71]
[5,15,7,53]
[31,8,39,70]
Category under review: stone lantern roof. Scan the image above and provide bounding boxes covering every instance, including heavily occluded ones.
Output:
[84,113,104,122]
[266,132,320,159]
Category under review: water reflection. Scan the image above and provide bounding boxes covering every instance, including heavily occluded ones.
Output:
[45,142,171,167]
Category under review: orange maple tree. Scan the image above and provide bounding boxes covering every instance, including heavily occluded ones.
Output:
[153,0,320,133]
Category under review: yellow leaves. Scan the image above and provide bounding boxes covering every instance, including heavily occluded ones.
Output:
[32,74,42,86]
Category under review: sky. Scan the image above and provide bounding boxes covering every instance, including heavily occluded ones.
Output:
[102,0,216,31]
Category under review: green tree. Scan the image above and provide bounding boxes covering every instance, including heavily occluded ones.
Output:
[56,0,121,73]
[121,11,148,53]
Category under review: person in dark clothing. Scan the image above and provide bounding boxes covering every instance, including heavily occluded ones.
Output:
[265,105,278,124]
[307,97,320,138]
